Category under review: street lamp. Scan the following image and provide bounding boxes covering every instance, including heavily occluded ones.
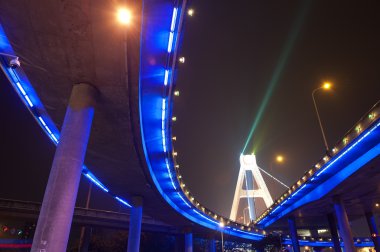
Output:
[269,155,285,172]
[219,222,224,252]
[312,82,332,151]
[276,155,284,163]
[117,7,132,25]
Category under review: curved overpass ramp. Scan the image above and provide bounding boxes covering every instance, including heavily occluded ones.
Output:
[0,0,264,249]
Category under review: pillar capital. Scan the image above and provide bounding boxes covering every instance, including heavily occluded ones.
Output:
[131,196,143,207]
[70,83,98,109]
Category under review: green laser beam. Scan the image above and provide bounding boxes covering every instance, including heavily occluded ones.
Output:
[242,0,312,154]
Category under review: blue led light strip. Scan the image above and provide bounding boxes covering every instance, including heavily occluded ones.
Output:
[115,196,132,208]
[135,4,265,239]
[192,209,220,225]
[177,192,191,208]
[314,123,379,178]
[82,168,109,193]
[167,8,178,53]
[258,120,380,224]
[156,6,265,238]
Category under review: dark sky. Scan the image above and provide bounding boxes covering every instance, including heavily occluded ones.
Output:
[1,0,380,225]
[174,0,380,218]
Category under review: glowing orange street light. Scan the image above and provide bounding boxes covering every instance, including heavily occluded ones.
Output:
[270,155,285,172]
[276,155,284,163]
[312,82,333,151]
[117,7,132,25]
[323,82,332,90]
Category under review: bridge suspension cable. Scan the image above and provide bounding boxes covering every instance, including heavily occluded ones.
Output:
[258,167,289,189]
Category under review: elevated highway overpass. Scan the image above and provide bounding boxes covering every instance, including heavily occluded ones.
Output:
[0,0,380,251]
[0,0,264,251]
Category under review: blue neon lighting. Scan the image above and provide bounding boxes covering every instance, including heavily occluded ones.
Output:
[258,120,380,226]
[315,126,376,178]
[24,95,33,107]
[83,170,109,193]
[138,2,265,240]
[38,116,47,126]
[177,192,191,208]
[291,184,306,198]
[231,228,264,238]
[167,33,174,53]
[51,134,58,143]
[45,126,52,134]
[115,196,132,208]
[192,209,219,225]
[167,8,178,53]
[165,158,177,189]
[164,70,169,86]
[170,8,178,32]
[16,82,26,95]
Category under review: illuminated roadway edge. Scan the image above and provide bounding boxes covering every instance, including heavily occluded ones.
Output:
[255,102,380,228]
[138,0,264,240]
[0,0,264,241]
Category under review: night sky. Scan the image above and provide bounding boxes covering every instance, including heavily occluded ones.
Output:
[174,0,380,218]
[1,0,380,224]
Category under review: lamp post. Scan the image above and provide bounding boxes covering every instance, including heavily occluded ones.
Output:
[219,222,224,252]
[312,82,332,152]
[269,155,284,172]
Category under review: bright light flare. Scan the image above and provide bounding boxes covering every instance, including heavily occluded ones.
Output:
[187,9,194,16]
[322,82,332,90]
[117,8,132,25]
[219,222,225,228]
[276,155,284,163]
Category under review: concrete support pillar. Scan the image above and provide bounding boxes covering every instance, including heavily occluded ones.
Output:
[288,216,300,252]
[79,227,92,252]
[333,197,355,252]
[365,212,380,251]
[174,234,182,252]
[127,197,143,252]
[208,238,216,252]
[31,83,97,252]
[327,213,341,252]
[185,232,193,252]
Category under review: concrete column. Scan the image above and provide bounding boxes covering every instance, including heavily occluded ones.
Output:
[127,197,143,252]
[333,197,355,252]
[185,232,193,252]
[208,238,216,252]
[79,227,92,252]
[365,212,380,251]
[174,234,182,252]
[31,83,97,252]
[288,216,300,252]
[327,213,341,252]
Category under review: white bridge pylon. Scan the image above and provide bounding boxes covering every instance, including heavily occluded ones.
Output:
[230,154,273,223]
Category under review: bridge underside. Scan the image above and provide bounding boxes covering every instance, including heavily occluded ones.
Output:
[0,0,202,233]
[266,146,380,234]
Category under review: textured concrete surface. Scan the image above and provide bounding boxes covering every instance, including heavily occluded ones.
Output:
[0,0,195,231]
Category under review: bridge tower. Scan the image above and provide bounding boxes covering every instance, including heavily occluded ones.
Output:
[230,154,273,224]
